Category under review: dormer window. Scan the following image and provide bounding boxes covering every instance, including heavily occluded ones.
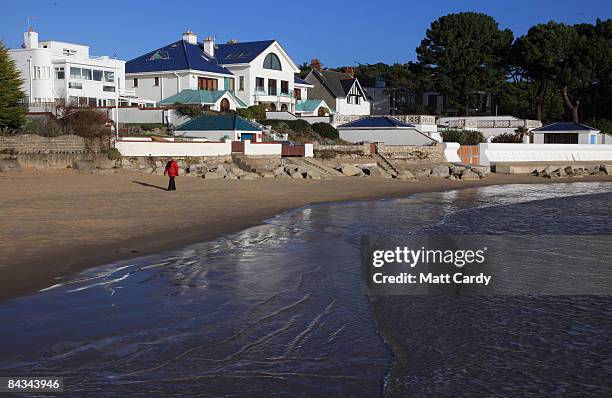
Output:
[263,53,281,71]
[149,51,170,61]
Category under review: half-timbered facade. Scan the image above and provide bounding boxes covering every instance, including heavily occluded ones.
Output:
[304,67,370,116]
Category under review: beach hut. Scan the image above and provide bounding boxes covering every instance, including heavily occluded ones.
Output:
[173,115,263,142]
[531,122,601,144]
[337,116,437,146]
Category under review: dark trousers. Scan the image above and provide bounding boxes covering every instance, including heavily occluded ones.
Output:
[168,176,176,191]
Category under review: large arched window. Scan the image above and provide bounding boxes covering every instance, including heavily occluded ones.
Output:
[263,53,282,70]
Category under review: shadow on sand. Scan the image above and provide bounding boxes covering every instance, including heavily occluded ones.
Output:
[132,180,167,191]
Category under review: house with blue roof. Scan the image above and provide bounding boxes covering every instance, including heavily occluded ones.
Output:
[337,116,437,146]
[531,122,602,144]
[173,114,263,142]
[126,31,303,112]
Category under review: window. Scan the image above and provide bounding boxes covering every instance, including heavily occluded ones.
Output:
[81,68,92,80]
[544,133,578,144]
[347,96,352,104]
[355,96,360,105]
[63,48,76,56]
[70,67,81,79]
[103,85,116,92]
[133,78,139,88]
[33,66,50,80]
[268,79,277,95]
[256,77,265,92]
[239,76,244,91]
[68,82,83,89]
[55,67,65,80]
[197,77,217,91]
[93,70,103,81]
[154,77,160,86]
[225,77,235,91]
[263,53,282,70]
[294,88,301,100]
[104,71,115,82]
[281,80,289,95]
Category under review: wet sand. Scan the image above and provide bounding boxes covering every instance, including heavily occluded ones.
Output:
[1,169,611,301]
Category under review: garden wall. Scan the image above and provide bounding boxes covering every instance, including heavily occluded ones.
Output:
[0,134,107,154]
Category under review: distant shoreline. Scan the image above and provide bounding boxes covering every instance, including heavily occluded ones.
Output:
[1,170,611,302]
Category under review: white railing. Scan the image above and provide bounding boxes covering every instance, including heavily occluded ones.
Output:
[445,119,542,129]
[394,115,436,125]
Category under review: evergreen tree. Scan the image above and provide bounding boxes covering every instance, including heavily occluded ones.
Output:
[0,40,26,134]
[416,12,513,115]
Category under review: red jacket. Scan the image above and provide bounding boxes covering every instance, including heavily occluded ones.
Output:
[164,160,179,177]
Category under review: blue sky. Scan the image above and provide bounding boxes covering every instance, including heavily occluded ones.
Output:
[2,0,610,67]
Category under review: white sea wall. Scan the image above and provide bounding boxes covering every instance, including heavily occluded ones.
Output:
[479,143,612,166]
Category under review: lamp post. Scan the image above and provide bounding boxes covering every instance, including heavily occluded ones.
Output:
[114,54,119,142]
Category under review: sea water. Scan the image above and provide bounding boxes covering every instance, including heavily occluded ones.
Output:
[0,182,611,397]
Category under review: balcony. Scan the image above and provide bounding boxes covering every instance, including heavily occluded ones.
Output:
[254,89,294,103]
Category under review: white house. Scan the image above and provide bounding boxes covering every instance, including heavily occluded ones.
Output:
[337,116,436,146]
[125,31,236,104]
[214,38,301,111]
[531,122,601,144]
[304,61,370,116]
[294,99,332,117]
[8,28,146,107]
[126,32,303,112]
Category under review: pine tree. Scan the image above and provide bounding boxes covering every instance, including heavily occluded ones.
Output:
[0,40,26,134]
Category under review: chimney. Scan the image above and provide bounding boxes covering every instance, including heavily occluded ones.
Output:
[203,36,215,57]
[23,27,39,49]
[310,58,322,72]
[182,30,197,45]
[343,67,355,77]
[227,39,238,44]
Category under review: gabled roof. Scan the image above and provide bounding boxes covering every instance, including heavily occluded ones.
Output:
[532,122,599,132]
[176,115,262,132]
[294,76,312,86]
[126,40,232,75]
[159,89,246,107]
[337,116,415,129]
[296,99,326,113]
[215,40,276,64]
[307,69,359,99]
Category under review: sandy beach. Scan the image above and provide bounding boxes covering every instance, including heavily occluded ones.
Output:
[1,169,611,301]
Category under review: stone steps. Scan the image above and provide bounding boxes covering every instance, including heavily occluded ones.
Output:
[374,154,399,177]
[232,154,284,175]
[288,158,344,177]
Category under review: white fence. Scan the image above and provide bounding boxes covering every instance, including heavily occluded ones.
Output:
[116,138,231,157]
[115,138,313,158]
[244,141,282,156]
[479,143,612,166]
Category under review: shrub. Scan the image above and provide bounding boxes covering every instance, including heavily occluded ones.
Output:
[287,119,311,133]
[22,117,63,137]
[491,127,529,143]
[311,122,339,139]
[237,104,267,120]
[57,106,111,139]
[107,147,121,160]
[441,129,484,145]
[173,103,202,118]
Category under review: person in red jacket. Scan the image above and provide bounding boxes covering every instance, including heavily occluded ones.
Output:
[164,158,179,191]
